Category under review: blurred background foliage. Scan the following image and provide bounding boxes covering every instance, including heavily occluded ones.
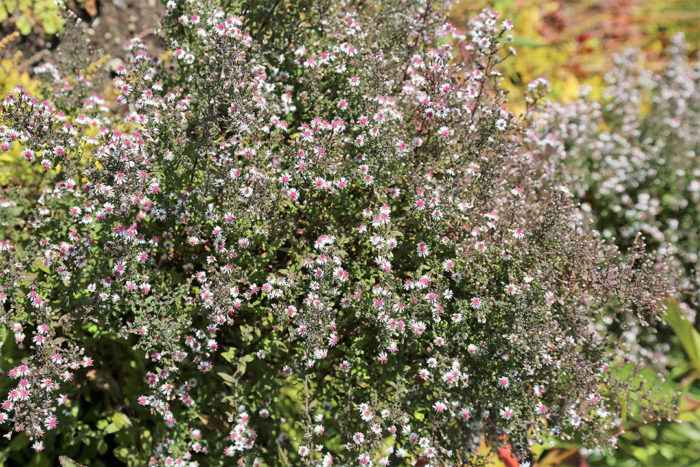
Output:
[0,32,41,186]
[1,0,699,465]
[0,0,64,35]
[450,0,700,111]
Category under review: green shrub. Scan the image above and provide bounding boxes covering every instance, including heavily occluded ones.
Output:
[0,1,677,465]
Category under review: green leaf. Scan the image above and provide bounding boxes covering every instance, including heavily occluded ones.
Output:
[112,412,132,429]
[114,448,129,462]
[276,441,291,466]
[631,447,649,463]
[33,257,51,274]
[238,360,248,376]
[15,13,32,35]
[40,13,63,35]
[221,346,236,363]
[218,372,237,384]
[97,438,108,455]
[8,432,29,451]
[4,0,17,14]
[665,298,700,375]
[104,423,120,434]
[59,457,86,467]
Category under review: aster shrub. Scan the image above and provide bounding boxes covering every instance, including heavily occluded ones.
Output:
[538,34,699,321]
[0,1,676,465]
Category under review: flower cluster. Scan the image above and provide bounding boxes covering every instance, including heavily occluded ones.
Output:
[538,34,699,321]
[0,1,675,465]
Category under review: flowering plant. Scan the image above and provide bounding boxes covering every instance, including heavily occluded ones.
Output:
[539,34,699,322]
[0,1,675,465]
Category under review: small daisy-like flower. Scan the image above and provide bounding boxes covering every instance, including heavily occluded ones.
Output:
[500,407,514,419]
[433,401,447,412]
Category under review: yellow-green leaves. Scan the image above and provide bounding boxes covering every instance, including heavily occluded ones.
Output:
[665,298,700,376]
[1,0,64,35]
